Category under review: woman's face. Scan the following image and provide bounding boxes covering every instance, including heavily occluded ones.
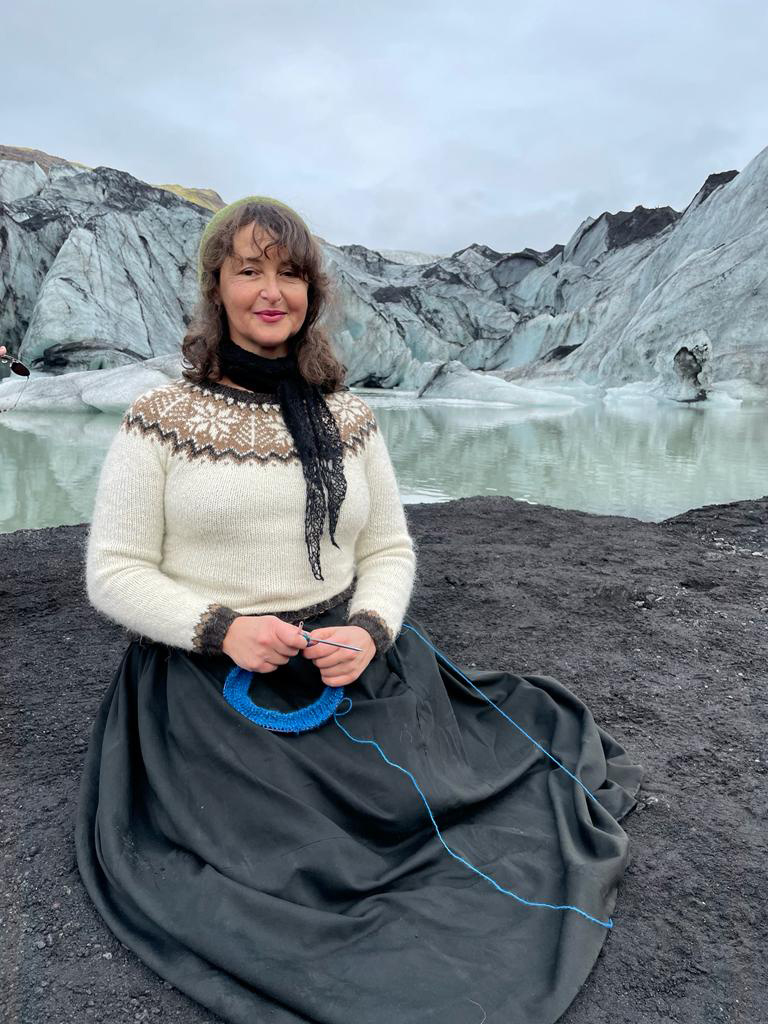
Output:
[215,223,309,358]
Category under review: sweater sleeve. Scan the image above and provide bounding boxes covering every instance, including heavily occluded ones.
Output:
[85,411,239,654]
[346,421,416,654]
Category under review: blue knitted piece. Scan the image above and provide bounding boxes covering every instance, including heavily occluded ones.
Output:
[223,666,345,733]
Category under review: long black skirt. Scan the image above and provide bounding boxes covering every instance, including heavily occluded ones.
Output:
[76,602,643,1024]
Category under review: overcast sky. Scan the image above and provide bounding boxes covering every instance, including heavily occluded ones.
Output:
[4,0,767,256]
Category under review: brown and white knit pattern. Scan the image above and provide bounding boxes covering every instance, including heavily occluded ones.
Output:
[85,379,417,657]
[123,379,377,465]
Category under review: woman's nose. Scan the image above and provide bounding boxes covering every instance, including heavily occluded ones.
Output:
[260,276,283,296]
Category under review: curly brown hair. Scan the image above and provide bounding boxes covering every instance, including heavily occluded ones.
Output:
[181,198,347,393]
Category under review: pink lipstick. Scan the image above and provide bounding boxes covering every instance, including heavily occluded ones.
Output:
[255,312,286,323]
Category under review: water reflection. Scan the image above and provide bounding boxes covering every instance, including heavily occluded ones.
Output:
[1,410,122,531]
[1,393,766,533]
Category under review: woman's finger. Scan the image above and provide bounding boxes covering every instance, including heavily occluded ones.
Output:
[262,654,291,667]
[272,640,303,657]
[321,658,359,677]
[312,650,354,669]
[321,672,353,687]
[324,665,362,685]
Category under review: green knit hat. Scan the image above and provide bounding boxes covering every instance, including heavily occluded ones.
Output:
[196,195,310,286]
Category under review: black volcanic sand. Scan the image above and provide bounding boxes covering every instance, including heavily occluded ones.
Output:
[2,495,767,1024]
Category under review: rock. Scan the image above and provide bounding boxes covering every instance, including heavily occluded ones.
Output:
[416,359,586,407]
[2,143,768,410]
[0,355,181,412]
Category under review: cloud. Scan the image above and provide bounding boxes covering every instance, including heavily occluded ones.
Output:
[2,0,766,252]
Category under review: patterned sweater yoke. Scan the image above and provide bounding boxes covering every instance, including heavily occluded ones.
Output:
[85,378,417,657]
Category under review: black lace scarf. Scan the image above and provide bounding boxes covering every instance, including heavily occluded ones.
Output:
[216,336,347,582]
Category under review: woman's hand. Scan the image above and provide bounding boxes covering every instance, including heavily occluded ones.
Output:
[300,626,376,687]
[221,615,309,672]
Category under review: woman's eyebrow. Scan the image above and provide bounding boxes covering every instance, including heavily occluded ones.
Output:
[236,254,292,265]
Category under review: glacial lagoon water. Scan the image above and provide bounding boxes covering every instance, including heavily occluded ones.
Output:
[1,387,767,534]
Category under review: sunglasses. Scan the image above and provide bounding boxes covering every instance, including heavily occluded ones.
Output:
[0,353,30,377]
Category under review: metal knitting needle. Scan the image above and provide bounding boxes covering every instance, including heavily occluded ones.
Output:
[296,620,362,651]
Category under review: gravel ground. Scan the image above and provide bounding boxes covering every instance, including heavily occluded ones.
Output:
[2,494,766,1023]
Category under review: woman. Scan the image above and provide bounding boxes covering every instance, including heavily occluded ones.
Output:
[76,195,643,1024]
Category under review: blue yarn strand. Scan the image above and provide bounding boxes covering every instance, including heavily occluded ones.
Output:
[332,623,614,930]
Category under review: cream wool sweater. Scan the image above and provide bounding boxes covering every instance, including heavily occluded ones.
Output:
[85,377,417,657]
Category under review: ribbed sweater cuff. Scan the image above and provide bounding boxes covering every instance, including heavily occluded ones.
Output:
[192,603,240,656]
[346,610,395,656]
